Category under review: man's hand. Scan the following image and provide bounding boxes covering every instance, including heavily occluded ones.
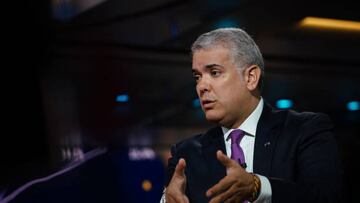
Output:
[165,158,189,203]
[206,151,254,203]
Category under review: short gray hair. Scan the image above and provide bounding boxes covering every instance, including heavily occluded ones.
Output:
[191,28,265,91]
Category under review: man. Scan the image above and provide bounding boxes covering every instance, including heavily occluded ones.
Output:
[162,28,343,203]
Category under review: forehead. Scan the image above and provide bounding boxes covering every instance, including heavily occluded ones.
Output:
[192,47,232,68]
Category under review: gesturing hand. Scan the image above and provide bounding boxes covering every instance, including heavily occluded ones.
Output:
[206,151,254,203]
[165,158,189,203]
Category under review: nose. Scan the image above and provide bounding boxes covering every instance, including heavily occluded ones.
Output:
[197,77,211,96]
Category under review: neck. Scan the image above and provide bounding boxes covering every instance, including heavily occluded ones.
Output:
[227,95,261,129]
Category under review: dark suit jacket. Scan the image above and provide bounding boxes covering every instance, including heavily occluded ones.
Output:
[166,103,343,203]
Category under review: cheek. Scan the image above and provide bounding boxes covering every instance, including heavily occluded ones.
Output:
[221,89,243,108]
[218,87,235,101]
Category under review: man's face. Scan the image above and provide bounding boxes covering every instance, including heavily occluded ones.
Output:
[192,46,251,128]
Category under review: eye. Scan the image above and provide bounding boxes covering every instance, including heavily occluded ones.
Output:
[210,69,221,77]
[193,73,201,82]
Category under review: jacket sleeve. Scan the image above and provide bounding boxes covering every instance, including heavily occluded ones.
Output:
[269,114,343,203]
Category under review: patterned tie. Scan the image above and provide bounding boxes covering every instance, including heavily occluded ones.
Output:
[230,129,246,169]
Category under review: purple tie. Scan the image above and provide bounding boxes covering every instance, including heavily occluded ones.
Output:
[230,129,246,168]
[230,129,249,203]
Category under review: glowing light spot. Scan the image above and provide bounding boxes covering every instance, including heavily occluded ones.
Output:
[142,180,152,191]
[276,99,293,109]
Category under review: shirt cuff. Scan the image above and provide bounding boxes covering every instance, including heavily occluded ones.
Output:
[253,174,272,203]
[160,188,166,203]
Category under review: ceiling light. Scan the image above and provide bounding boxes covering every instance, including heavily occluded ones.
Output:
[298,17,360,32]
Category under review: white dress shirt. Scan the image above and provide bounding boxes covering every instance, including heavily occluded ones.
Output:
[221,98,271,203]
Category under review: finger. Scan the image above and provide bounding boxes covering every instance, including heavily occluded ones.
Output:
[174,158,186,178]
[206,176,234,197]
[166,183,189,203]
[183,195,190,203]
[166,193,188,203]
[168,158,187,199]
[216,150,236,168]
[224,192,243,203]
[208,184,238,203]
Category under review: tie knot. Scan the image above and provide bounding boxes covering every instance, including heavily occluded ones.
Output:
[230,129,245,144]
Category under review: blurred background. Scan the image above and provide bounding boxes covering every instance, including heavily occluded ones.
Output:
[2,0,359,202]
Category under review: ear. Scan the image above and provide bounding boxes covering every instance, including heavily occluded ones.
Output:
[244,65,261,91]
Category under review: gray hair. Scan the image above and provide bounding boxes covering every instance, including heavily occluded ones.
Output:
[191,28,265,91]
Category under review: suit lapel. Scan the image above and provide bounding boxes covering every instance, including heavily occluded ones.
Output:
[199,103,287,179]
[201,127,227,185]
[253,103,286,176]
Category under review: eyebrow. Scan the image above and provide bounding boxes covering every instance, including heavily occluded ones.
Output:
[205,64,223,69]
[192,64,223,73]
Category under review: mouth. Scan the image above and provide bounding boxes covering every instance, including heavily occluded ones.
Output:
[201,100,216,110]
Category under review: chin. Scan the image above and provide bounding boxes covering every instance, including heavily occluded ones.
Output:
[204,111,223,124]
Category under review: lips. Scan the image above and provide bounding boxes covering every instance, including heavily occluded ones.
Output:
[201,100,216,109]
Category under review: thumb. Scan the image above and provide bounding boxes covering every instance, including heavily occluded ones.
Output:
[170,158,187,193]
[216,150,236,168]
[174,158,186,178]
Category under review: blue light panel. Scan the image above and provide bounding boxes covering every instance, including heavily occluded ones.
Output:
[214,19,238,29]
[347,101,359,111]
[116,94,129,103]
[192,98,201,108]
[276,99,293,109]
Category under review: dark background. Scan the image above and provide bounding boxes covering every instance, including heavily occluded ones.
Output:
[2,0,359,202]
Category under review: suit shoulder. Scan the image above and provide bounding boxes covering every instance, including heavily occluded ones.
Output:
[173,133,204,150]
[171,126,219,153]
[284,109,333,131]
[286,109,331,123]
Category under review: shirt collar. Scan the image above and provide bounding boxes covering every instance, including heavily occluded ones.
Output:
[222,97,264,140]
